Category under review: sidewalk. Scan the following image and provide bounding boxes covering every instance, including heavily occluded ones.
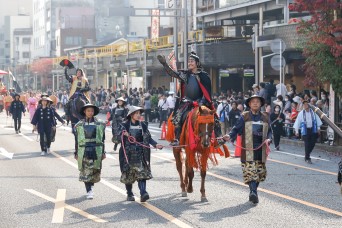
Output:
[280,137,342,157]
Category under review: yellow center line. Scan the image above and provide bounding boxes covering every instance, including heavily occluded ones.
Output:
[50,151,192,228]
[268,158,337,176]
[151,154,342,217]
[25,189,107,223]
[52,189,66,223]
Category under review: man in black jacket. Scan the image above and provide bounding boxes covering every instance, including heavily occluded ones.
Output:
[9,93,25,134]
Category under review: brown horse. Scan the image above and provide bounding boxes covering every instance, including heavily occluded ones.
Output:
[168,106,228,202]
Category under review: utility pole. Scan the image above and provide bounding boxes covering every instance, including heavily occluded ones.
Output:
[183,0,188,68]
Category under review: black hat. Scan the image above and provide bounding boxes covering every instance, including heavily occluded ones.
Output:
[245,95,265,108]
[59,59,75,69]
[14,93,20,98]
[80,104,100,116]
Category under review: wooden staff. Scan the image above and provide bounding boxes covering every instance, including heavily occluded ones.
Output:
[308,103,342,138]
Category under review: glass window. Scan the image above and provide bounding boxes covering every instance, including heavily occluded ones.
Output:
[23,52,30,58]
[22,38,31,44]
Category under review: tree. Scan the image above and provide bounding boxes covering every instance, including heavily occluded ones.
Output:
[290,0,342,93]
[30,58,53,76]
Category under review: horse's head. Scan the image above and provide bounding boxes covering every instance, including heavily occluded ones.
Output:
[196,106,215,148]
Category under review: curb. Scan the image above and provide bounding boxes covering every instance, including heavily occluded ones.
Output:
[281,138,342,157]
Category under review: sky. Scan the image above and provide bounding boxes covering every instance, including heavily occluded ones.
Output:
[0,0,33,27]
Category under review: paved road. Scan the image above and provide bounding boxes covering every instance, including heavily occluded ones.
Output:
[0,110,341,228]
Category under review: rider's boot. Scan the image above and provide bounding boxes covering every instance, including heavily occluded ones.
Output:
[170,127,181,146]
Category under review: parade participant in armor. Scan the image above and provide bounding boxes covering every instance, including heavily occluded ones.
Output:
[31,97,57,156]
[27,92,38,121]
[9,93,26,134]
[4,92,13,116]
[118,106,163,202]
[223,95,272,204]
[158,52,221,146]
[64,68,90,124]
[293,100,322,164]
[108,97,128,151]
[65,68,90,101]
[74,104,106,199]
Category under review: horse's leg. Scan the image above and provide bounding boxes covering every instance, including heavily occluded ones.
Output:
[173,148,187,197]
[200,169,208,202]
[186,159,194,193]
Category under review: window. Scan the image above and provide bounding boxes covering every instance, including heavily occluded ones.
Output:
[16,37,19,45]
[5,43,9,48]
[23,52,30,58]
[65,36,82,45]
[23,38,31,44]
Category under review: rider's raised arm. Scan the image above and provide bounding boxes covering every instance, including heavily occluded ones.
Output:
[157,55,186,82]
[64,67,73,83]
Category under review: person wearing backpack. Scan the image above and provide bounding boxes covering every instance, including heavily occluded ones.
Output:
[216,97,230,135]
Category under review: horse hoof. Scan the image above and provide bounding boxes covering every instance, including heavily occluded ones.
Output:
[201,197,208,202]
[187,188,193,193]
[181,192,187,197]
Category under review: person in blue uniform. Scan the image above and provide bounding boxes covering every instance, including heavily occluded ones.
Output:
[31,97,57,156]
[9,93,26,134]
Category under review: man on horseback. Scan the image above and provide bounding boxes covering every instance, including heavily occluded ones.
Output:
[64,67,90,128]
[158,52,221,146]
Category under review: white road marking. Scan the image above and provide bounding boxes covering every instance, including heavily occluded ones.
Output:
[272,150,330,162]
[51,189,66,223]
[0,147,14,159]
[18,133,34,141]
[25,189,107,223]
[50,150,192,228]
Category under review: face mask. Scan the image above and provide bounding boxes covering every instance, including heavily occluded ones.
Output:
[222,100,227,103]
[285,98,288,101]
[322,96,326,100]
[275,108,280,112]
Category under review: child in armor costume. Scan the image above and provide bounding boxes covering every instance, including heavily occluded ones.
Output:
[108,97,128,151]
[74,104,106,200]
[118,106,163,202]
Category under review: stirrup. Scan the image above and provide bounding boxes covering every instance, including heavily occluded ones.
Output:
[170,139,179,146]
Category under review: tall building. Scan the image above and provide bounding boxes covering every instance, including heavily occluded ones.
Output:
[95,0,173,41]
[32,0,94,58]
[1,14,31,68]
